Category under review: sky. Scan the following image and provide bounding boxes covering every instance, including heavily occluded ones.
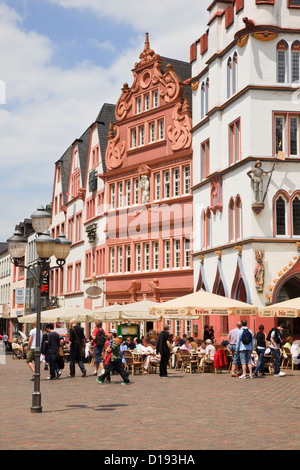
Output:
[0,0,209,242]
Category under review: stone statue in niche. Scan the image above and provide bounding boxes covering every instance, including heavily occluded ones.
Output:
[254,250,265,293]
[247,160,272,204]
[140,175,150,204]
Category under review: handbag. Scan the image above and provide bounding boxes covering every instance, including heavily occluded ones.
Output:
[72,327,85,360]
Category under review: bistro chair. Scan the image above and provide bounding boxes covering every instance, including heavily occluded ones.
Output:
[123,350,144,375]
[282,347,293,370]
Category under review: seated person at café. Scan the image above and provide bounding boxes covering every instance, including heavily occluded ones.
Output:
[180,339,192,351]
[189,337,198,351]
[291,340,300,368]
[200,339,216,369]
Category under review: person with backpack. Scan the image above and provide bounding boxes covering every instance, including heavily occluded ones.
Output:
[236,319,254,379]
[267,322,286,377]
[92,321,106,377]
[253,325,267,377]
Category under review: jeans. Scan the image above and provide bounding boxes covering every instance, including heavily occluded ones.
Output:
[49,353,60,379]
[159,351,170,377]
[240,350,252,365]
[70,345,86,376]
[101,359,129,383]
[254,348,265,374]
[271,347,281,375]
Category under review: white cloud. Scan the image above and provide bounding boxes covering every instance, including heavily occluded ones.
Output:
[0,0,209,240]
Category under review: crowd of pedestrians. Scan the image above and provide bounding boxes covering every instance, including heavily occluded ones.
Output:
[7,318,300,383]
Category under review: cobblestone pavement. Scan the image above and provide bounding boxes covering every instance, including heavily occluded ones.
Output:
[0,353,299,451]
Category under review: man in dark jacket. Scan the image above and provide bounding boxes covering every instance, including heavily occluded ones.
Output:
[45,324,61,380]
[156,325,172,378]
[68,319,87,378]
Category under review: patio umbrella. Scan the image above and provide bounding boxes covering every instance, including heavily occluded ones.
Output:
[18,306,93,324]
[91,300,162,322]
[259,297,300,318]
[150,290,257,319]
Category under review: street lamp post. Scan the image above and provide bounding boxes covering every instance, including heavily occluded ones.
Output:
[7,206,71,413]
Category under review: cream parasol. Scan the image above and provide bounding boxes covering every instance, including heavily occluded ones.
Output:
[18,306,93,324]
[258,297,300,318]
[150,290,257,319]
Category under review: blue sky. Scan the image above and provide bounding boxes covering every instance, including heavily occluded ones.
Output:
[0,0,208,241]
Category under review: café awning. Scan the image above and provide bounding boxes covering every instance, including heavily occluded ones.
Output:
[150,290,257,319]
[259,297,300,318]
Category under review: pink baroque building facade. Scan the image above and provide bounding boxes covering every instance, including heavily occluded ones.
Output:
[101,35,194,336]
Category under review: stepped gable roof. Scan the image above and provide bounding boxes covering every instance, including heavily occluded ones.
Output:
[95,103,116,173]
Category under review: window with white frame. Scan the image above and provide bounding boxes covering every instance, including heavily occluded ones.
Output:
[183,165,191,194]
[110,248,115,274]
[184,237,191,267]
[154,173,161,200]
[118,182,123,208]
[158,119,164,140]
[291,41,300,83]
[275,195,287,236]
[173,168,180,197]
[135,244,141,271]
[174,239,181,268]
[126,180,131,206]
[175,320,181,337]
[126,245,131,272]
[153,241,159,270]
[185,320,192,338]
[277,40,288,84]
[163,170,170,199]
[144,94,150,111]
[274,113,300,156]
[144,243,150,271]
[134,178,139,204]
[153,90,159,108]
[164,240,171,269]
[117,246,123,273]
[139,126,145,146]
[110,184,115,209]
[136,97,142,114]
[131,128,137,149]
[149,122,156,143]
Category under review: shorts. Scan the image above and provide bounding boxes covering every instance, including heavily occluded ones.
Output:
[230,345,240,365]
[239,350,252,365]
[26,349,35,363]
[93,346,103,365]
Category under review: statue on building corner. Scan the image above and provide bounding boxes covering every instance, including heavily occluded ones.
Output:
[254,250,265,293]
[247,160,272,204]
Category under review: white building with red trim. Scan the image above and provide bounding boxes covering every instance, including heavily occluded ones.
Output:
[191,0,300,340]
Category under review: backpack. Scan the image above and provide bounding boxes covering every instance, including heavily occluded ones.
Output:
[96,328,106,348]
[267,327,282,345]
[241,328,253,345]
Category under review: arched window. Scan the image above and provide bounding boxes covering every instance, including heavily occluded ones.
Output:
[291,41,300,83]
[232,52,238,95]
[229,198,235,241]
[206,209,211,248]
[227,57,232,98]
[236,195,242,240]
[292,195,300,235]
[205,78,209,115]
[277,40,288,83]
[275,195,287,236]
[201,82,205,119]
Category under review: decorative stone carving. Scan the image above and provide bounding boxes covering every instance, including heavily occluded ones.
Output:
[86,223,97,243]
[155,63,182,104]
[167,95,192,151]
[254,250,265,293]
[115,83,132,121]
[140,175,150,204]
[105,122,125,171]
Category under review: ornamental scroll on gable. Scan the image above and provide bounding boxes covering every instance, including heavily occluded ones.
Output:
[105,122,125,171]
[167,95,192,151]
[114,34,183,122]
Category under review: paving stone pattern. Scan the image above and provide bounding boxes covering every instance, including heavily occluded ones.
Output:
[0,354,299,450]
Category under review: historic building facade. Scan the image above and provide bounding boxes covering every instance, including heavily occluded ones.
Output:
[191,0,300,340]
[101,35,194,335]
